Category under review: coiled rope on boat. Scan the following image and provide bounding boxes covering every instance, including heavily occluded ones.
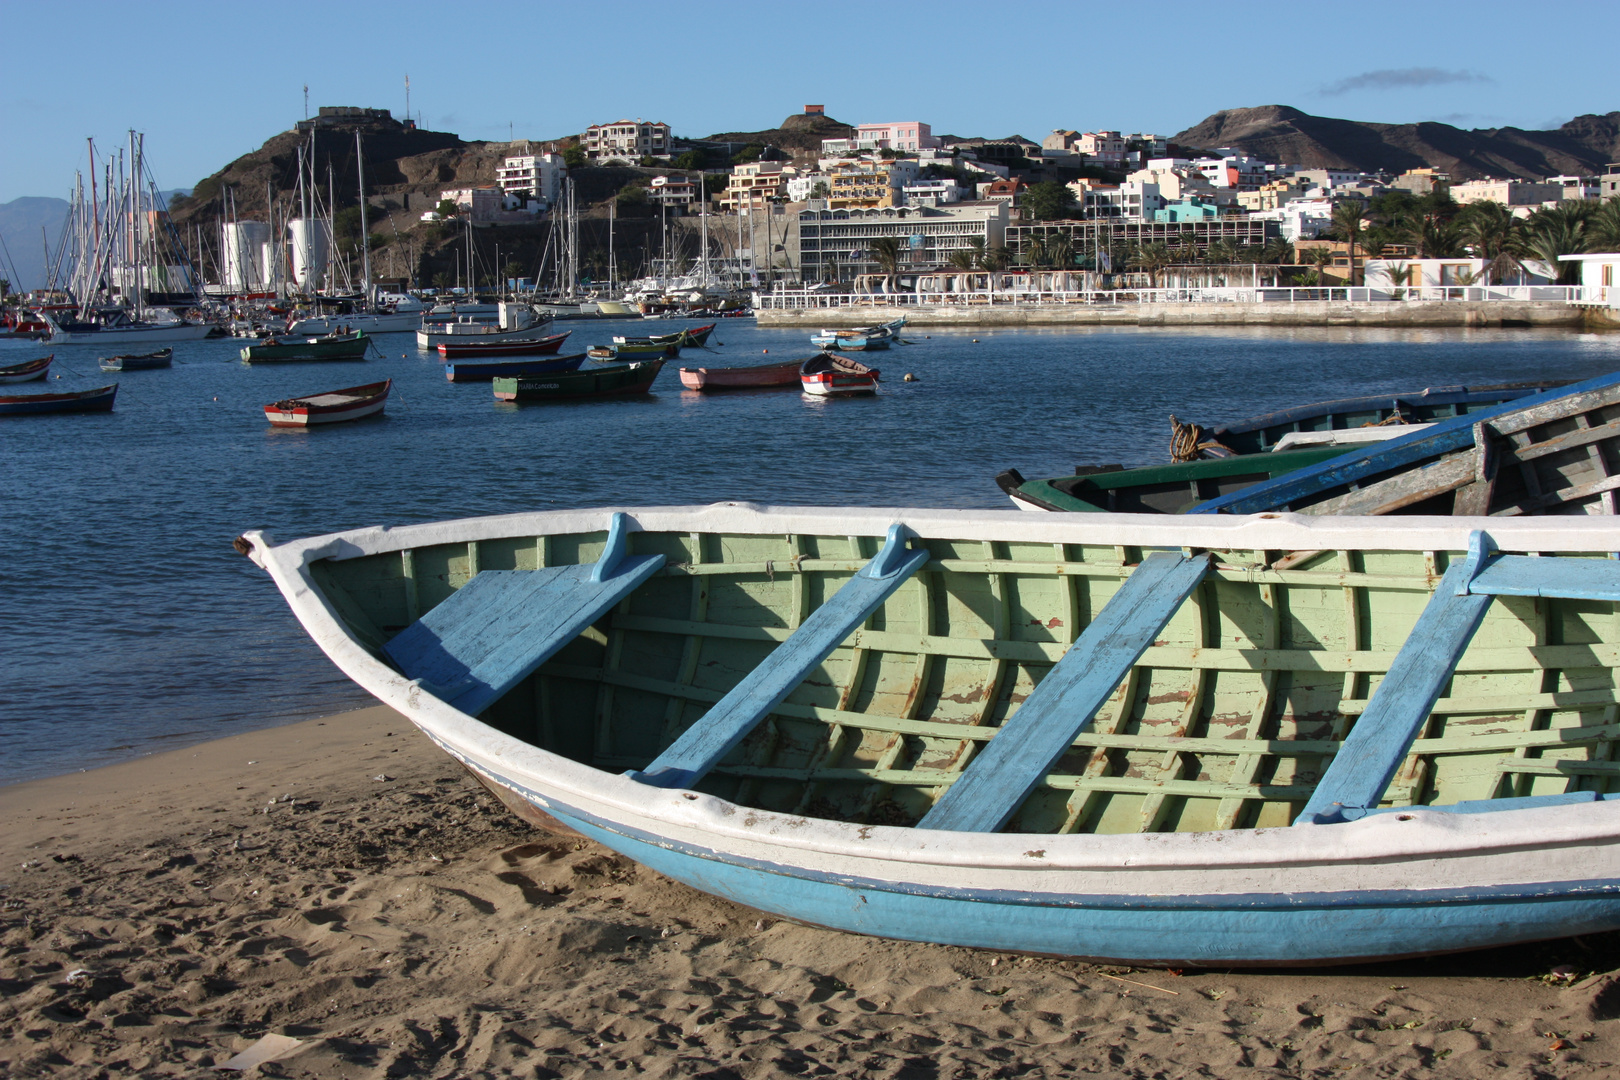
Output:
[1168,415,1235,462]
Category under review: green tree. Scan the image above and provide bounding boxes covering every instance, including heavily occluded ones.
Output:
[435,198,460,220]
[1045,232,1074,269]
[674,148,708,170]
[1330,200,1366,285]
[1261,237,1295,265]
[1586,197,1620,253]
[730,144,763,165]
[1023,180,1077,221]
[1023,235,1048,268]
[1203,239,1238,265]
[503,260,526,282]
[982,244,1012,272]
[1457,200,1524,284]
[1129,241,1172,287]
[868,236,904,291]
[431,272,452,289]
[562,145,586,168]
[1522,202,1593,284]
[810,181,830,199]
[946,247,978,271]
[616,185,649,208]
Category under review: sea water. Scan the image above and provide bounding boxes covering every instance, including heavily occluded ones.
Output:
[5,320,1620,784]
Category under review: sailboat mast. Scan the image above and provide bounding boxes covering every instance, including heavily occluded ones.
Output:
[356,130,372,306]
[130,130,144,319]
[608,196,616,295]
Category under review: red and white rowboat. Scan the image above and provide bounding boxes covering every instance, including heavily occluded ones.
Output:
[264,379,392,427]
[436,330,571,359]
[800,353,879,397]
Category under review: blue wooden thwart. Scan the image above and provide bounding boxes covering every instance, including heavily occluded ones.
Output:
[383,513,665,715]
[632,525,930,790]
[1298,557,1493,825]
[918,551,1213,834]
[1188,370,1620,515]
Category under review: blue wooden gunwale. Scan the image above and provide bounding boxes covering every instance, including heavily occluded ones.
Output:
[1189,369,1620,514]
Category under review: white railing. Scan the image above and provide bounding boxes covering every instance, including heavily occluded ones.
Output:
[755,285,1590,309]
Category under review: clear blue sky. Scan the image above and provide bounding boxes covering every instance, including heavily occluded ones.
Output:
[2,0,1616,202]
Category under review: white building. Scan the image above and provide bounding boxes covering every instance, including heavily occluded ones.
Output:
[582,119,671,162]
[1559,252,1620,306]
[902,179,963,207]
[422,187,541,226]
[1451,179,1566,207]
[495,152,565,205]
[1247,198,1335,242]
[795,202,1009,281]
[1365,257,1553,291]
[649,175,697,207]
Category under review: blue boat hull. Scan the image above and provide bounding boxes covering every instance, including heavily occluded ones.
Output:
[445,354,588,382]
[0,384,118,415]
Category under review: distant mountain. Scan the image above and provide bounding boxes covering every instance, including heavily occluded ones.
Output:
[0,196,70,291]
[1172,105,1620,181]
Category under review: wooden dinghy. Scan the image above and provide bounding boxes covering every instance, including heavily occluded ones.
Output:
[997,448,1356,513]
[444,353,588,383]
[1191,369,1620,517]
[239,505,1620,966]
[0,383,117,415]
[1172,381,1566,459]
[0,354,52,383]
[679,359,803,391]
[241,331,369,362]
[98,347,173,371]
[492,359,663,402]
[263,379,391,427]
[614,323,716,349]
[590,340,678,361]
[435,331,572,360]
[801,353,879,396]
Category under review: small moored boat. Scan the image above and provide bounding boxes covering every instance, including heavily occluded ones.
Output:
[241,505,1620,967]
[0,383,118,415]
[997,447,1358,513]
[0,354,52,384]
[99,347,174,371]
[436,331,572,360]
[263,379,391,427]
[241,331,370,363]
[614,323,717,349]
[493,359,664,403]
[801,353,879,396]
[679,359,802,391]
[445,353,588,383]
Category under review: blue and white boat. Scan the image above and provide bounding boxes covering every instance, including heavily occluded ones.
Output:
[242,504,1620,966]
[810,317,906,350]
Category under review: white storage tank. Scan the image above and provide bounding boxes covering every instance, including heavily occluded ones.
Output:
[287,217,331,290]
[222,221,271,290]
[260,241,285,293]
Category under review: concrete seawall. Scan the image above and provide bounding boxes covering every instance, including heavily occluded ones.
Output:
[756,300,1585,329]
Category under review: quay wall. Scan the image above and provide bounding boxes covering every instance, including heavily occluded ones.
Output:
[756,301,1585,329]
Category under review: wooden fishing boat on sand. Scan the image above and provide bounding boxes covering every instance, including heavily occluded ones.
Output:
[435,331,572,360]
[99,347,174,371]
[263,379,391,427]
[1171,380,1567,460]
[241,504,1620,967]
[241,331,369,363]
[493,359,664,402]
[679,359,802,391]
[801,353,879,396]
[0,354,52,384]
[445,353,588,383]
[0,383,117,415]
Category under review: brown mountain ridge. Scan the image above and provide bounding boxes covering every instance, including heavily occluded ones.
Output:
[1172,105,1620,182]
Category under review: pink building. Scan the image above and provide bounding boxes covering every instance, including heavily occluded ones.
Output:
[855,121,943,153]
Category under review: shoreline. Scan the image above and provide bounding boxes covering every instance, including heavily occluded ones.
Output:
[5,706,1620,1076]
[756,299,1586,329]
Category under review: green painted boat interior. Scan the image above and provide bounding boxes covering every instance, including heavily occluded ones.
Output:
[311,528,1620,835]
[1018,448,1352,513]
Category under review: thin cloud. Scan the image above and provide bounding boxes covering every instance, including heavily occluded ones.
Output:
[1318,68,1491,96]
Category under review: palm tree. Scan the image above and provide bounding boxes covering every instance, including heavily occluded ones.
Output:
[946,248,978,272]
[1331,200,1366,285]
[1203,239,1238,265]
[1261,237,1295,265]
[1045,233,1074,269]
[1586,197,1620,253]
[982,245,1012,272]
[1457,201,1523,284]
[1129,242,1172,287]
[1024,235,1049,269]
[1301,245,1336,283]
[964,237,988,270]
[868,236,903,292]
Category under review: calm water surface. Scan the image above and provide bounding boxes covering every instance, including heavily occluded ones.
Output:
[5,320,1620,783]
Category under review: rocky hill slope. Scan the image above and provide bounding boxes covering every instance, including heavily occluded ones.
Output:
[1173,105,1620,181]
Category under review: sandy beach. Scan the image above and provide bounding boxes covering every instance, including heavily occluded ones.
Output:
[3,707,1620,1079]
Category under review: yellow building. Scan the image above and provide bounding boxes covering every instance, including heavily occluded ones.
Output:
[826,160,921,209]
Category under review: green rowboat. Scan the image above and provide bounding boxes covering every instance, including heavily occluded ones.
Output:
[240,331,370,363]
[493,359,664,402]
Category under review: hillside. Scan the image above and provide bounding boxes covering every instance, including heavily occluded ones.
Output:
[701,112,854,157]
[1172,105,1620,181]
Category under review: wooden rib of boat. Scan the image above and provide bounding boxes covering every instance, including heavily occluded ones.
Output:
[241,506,1620,967]
[435,331,571,360]
[0,383,117,415]
[1174,381,1568,459]
[1190,369,1620,518]
[493,359,664,402]
[263,379,391,427]
[996,448,1358,513]
[801,353,879,396]
[241,331,369,363]
[445,353,588,383]
[0,354,52,384]
[98,347,174,371]
[679,359,803,391]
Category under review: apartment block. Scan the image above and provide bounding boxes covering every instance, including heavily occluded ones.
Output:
[582,119,671,162]
[796,203,1009,281]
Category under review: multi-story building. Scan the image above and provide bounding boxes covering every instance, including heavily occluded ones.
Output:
[1602,166,1620,201]
[1074,131,1127,165]
[718,161,799,211]
[1127,161,1218,202]
[423,187,541,226]
[1548,175,1600,201]
[495,152,565,205]
[1005,218,1278,265]
[1193,152,1275,192]
[796,202,1009,281]
[902,179,963,206]
[648,175,697,208]
[821,121,941,156]
[786,172,830,202]
[1392,168,1450,195]
[582,119,671,162]
[1236,178,1313,211]
[827,160,920,209]
[1247,198,1336,242]
[1292,168,1370,191]
[1450,178,1566,206]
